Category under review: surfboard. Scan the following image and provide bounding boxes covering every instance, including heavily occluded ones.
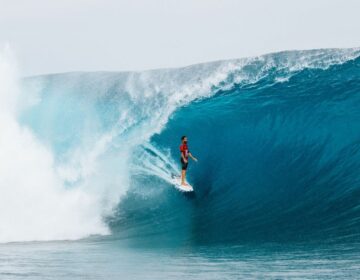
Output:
[171,175,194,192]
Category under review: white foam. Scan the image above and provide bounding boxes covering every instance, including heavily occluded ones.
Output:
[0,47,110,243]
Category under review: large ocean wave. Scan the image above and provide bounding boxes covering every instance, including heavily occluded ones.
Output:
[1,47,359,244]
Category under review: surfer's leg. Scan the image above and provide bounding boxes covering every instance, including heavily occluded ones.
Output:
[181,170,186,185]
[180,158,188,185]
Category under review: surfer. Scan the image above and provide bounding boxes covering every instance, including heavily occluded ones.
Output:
[180,136,197,186]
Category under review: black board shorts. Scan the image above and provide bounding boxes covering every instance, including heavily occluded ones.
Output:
[181,158,188,170]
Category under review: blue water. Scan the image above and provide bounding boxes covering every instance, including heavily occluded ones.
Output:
[2,48,360,279]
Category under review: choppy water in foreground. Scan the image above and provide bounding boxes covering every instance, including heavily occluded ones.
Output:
[2,240,360,279]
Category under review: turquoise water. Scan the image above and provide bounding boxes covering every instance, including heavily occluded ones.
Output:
[2,240,360,279]
[1,48,360,278]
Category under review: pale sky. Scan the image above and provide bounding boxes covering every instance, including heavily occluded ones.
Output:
[1,0,359,77]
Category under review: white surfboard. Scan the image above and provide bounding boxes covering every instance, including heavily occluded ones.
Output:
[171,175,194,192]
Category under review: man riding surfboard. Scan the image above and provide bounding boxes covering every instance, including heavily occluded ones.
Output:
[180,136,197,186]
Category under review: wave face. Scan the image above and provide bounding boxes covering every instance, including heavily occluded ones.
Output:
[1,48,360,244]
[110,49,360,246]
[148,55,360,245]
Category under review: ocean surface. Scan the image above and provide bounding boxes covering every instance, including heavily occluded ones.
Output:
[1,48,360,279]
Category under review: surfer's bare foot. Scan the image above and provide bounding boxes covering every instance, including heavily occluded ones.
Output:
[181,182,188,186]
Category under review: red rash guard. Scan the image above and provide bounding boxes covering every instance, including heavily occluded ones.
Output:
[180,143,189,160]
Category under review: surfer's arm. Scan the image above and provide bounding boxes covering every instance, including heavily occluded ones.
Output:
[189,153,198,162]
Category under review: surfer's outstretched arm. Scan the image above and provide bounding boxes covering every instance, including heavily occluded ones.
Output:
[189,153,198,162]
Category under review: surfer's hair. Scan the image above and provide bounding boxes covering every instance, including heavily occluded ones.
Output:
[181,135,186,141]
